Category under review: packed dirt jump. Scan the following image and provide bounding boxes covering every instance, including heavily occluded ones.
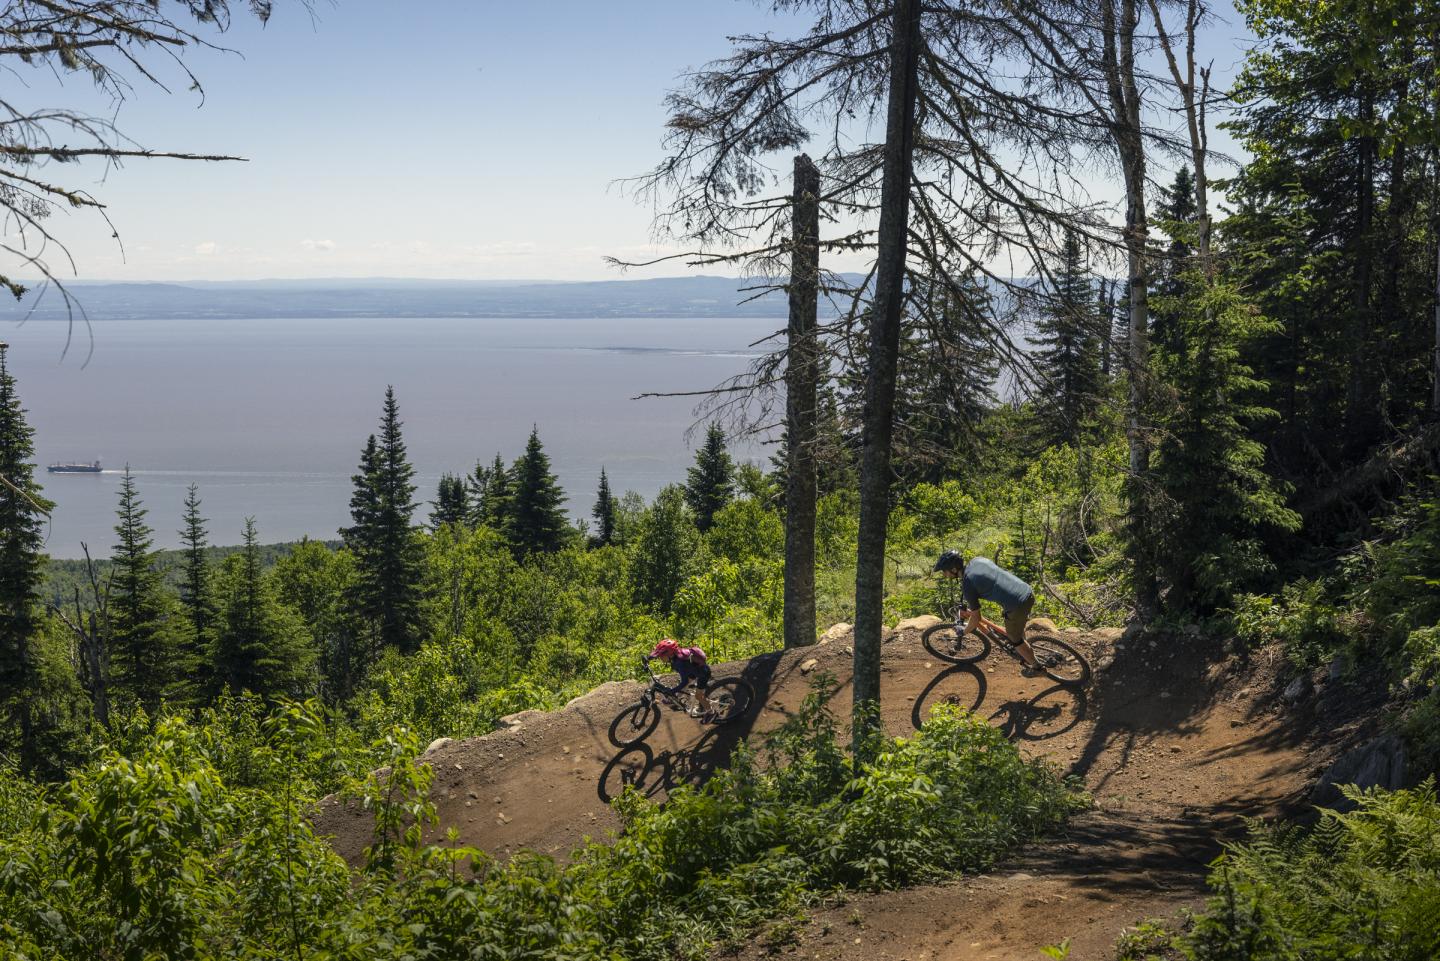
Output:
[314,619,1372,960]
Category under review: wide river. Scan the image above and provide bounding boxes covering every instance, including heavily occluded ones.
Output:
[7,316,779,558]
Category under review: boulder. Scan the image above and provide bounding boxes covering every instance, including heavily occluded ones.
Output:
[818,623,852,646]
[1311,735,1408,809]
[1025,617,1060,641]
[1282,675,1311,703]
[1327,654,1351,684]
[497,709,547,730]
[800,658,820,675]
[1093,627,1125,644]
[894,615,942,634]
[422,737,454,757]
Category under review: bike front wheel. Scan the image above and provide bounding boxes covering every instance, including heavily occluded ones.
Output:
[608,697,662,747]
[704,677,754,725]
[921,622,991,664]
[1029,636,1091,686]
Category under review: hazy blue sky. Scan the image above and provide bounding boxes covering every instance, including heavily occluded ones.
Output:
[11,1,1259,283]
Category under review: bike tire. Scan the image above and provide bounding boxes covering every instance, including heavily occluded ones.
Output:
[921,622,991,664]
[608,698,662,747]
[1029,636,1091,687]
[704,677,754,725]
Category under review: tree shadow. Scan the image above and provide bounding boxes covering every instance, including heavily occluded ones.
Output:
[911,663,988,730]
[989,683,1089,742]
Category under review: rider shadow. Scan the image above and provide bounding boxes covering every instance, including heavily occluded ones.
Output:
[988,683,1088,741]
[597,726,735,805]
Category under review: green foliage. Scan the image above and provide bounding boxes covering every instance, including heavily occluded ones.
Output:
[0,679,1080,960]
[592,467,617,546]
[343,386,425,655]
[508,426,571,558]
[1031,230,1102,450]
[109,467,194,712]
[0,345,54,773]
[684,422,734,532]
[1184,782,1440,961]
[1229,579,1358,668]
[211,518,317,698]
[429,472,470,529]
[1114,918,1186,960]
[630,485,706,615]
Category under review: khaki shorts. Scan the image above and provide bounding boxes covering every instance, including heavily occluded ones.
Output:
[1003,594,1035,645]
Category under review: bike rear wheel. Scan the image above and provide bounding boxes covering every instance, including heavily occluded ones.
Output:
[608,697,662,747]
[704,677,754,725]
[921,622,991,664]
[1029,636,1091,686]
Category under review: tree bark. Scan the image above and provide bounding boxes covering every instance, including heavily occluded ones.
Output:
[853,0,922,753]
[1103,0,1156,614]
[784,153,821,650]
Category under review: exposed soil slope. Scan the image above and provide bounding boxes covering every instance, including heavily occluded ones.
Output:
[313,621,1358,959]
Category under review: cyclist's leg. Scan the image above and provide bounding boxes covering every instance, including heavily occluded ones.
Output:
[1006,595,1038,667]
[694,664,715,712]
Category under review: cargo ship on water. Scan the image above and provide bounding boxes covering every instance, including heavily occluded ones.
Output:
[47,460,102,474]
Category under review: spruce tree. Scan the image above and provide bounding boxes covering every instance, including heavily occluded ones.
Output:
[1032,231,1103,449]
[469,453,513,532]
[508,426,568,557]
[177,484,218,691]
[0,346,53,768]
[685,422,734,532]
[430,473,470,529]
[343,387,424,654]
[213,518,315,697]
[109,467,191,711]
[1151,167,1198,358]
[592,467,617,547]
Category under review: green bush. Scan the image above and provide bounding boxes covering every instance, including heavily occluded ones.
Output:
[1184,782,1440,961]
[0,683,1082,961]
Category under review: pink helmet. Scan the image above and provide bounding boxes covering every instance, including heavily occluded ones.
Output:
[649,638,681,660]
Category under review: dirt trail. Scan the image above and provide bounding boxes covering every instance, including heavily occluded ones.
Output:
[313,621,1350,959]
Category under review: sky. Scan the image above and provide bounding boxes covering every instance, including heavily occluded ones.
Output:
[6,1,1260,284]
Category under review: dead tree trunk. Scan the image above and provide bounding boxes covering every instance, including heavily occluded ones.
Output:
[1102,0,1157,615]
[853,0,922,752]
[784,154,821,650]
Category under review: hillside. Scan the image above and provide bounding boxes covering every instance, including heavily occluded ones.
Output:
[313,619,1374,959]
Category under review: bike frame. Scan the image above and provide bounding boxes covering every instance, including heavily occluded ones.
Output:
[640,656,697,711]
[954,607,1028,661]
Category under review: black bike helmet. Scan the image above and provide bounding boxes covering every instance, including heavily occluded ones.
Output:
[933,550,964,573]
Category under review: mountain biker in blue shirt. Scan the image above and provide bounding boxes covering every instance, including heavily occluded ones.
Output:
[933,551,1043,676]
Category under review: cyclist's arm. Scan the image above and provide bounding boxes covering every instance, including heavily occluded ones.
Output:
[963,607,983,635]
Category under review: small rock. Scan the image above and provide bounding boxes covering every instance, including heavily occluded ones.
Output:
[562,746,570,754]
[842,645,853,655]
[1159,691,1171,699]
[497,812,512,824]
[1282,676,1310,703]
[1169,745,1182,753]
[818,623,852,646]
[493,796,502,804]
[800,658,820,675]
[1096,655,1115,671]
[1183,623,1203,637]
[452,763,463,771]
[467,790,478,800]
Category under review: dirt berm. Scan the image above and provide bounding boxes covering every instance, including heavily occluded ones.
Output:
[313,620,1370,960]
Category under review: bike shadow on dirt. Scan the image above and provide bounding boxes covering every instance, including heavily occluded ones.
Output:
[910,665,1088,742]
[598,726,736,804]
[596,650,792,805]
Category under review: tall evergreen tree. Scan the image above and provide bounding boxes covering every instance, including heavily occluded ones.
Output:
[508,427,568,557]
[342,387,424,654]
[1032,231,1103,449]
[109,467,191,711]
[469,453,513,531]
[1151,167,1198,358]
[685,423,734,532]
[0,346,53,769]
[592,467,617,547]
[212,518,315,698]
[176,484,217,690]
[430,473,470,529]
[631,485,704,614]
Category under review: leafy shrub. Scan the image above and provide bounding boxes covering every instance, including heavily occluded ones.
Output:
[1184,782,1440,961]
[1229,578,1358,668]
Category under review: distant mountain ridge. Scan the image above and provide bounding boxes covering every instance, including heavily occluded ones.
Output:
[3,275,864,321]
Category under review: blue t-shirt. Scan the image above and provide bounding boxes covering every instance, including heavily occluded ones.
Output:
[962,557,1032,612]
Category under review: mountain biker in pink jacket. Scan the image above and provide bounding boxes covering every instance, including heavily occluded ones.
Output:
[646,638,716,718]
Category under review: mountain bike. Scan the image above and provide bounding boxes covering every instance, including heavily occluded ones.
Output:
[607,656,755,747]
[922,607,1091,686]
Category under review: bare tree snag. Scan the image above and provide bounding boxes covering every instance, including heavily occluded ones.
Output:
[853,0,923,753]
[784,154,821,650]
